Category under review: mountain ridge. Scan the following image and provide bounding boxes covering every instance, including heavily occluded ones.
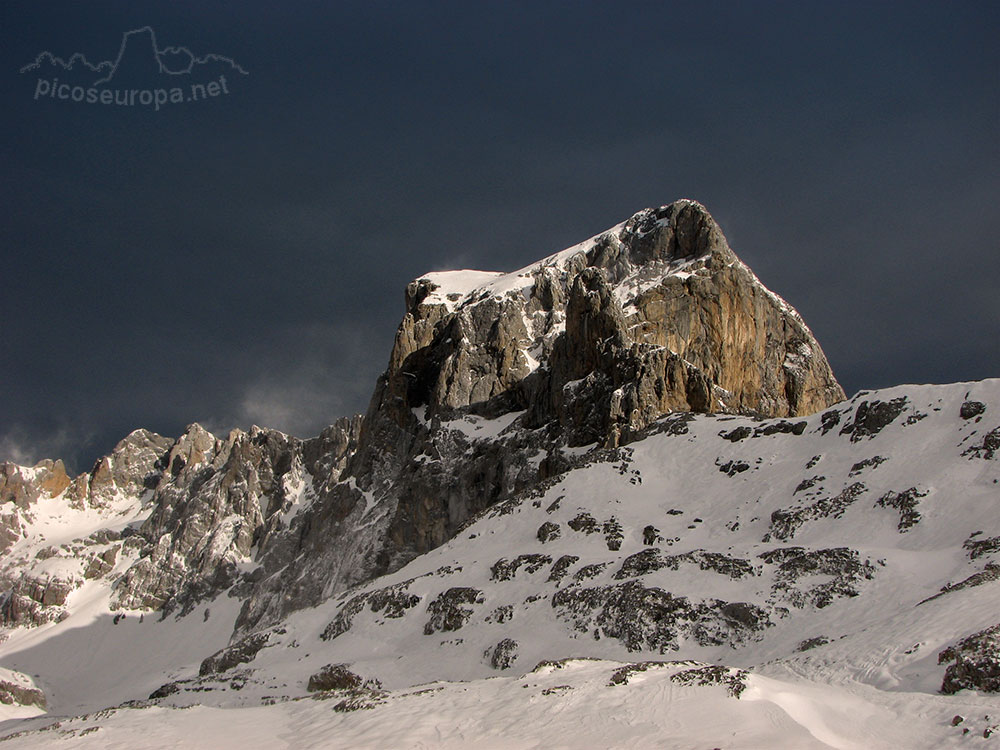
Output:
[0,200,995,748]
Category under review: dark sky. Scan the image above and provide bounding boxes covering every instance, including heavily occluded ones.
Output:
[1,1,997,473]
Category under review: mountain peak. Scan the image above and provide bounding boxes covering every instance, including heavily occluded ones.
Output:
[413,199,728,316]
[392,200,843,439]
[223,199,846,629]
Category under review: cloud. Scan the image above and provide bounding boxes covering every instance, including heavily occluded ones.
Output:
[0,425,94,472]
[201,321,387,440]
[233,378,347,438]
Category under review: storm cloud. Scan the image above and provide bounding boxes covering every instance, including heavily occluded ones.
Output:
[1,1,996,472]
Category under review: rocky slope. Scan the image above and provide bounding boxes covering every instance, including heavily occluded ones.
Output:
[0,202,844,638]
[0,417,362,629]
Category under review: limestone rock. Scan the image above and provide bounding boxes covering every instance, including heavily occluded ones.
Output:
[551,579,770,652]
[423,587,484,635]
[0,459,71,510]
[487,638,518,670]
[200,630,273,676]
[0,574,79,627]
[0,674,46,709]
[384,200,843,435]
[307,664,364,692]
[0,460,75,556]
[939,623,1000,694]
[112,419,362,614]
[66,430,173,510]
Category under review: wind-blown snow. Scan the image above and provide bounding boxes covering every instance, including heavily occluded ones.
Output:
[416,221,628,312]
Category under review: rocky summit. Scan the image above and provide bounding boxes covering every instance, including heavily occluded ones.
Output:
[0,201,996,749]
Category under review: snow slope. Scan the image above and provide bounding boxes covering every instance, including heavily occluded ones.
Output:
[5,659,990,750]
[1,379,997,747]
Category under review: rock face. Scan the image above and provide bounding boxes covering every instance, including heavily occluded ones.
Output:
[0,674,46,709]
[0,419,363,626]
[0,431,173,627]
[0,431,173,566]
[0,200,846,641]
[307,664,364,692]
[112,417,363,615]
[386,200,842,439]
[0,460,72,514]
[939,623,1000,694]
[69,429,175,510]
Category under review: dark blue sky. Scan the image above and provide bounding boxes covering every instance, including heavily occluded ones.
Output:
[2,1,997,472]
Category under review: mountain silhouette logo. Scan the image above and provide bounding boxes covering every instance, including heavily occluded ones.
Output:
[22,26,248,109]
[22,26,248,83]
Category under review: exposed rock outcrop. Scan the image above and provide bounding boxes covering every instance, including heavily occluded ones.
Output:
[0,460,72,513]
[382,201,842,442]
[307,663,364,692]
[112,417,363,614]
[200,630,274,676]
[0,673,46,709]
[939,623,1000,694]
[0,435,172,565]
[0,432,173,627]
[0,574,77,627]
[551,580,770,652]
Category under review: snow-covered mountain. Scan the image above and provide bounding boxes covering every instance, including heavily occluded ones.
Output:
[0,201,996,748]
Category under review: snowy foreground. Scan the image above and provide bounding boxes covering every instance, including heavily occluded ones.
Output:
[1,380,998,748]
[2,658,997,749]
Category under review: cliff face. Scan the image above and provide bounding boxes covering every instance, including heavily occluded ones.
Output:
[0,200,846,638]
[379,201,841,446]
